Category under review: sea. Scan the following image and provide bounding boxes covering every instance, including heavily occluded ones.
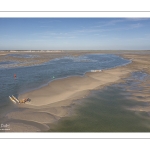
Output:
[0,53,131,125]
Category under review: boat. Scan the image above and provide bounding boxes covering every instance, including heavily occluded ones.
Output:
[91,70,102,72]
[12,95,20,103]
[9,96,16,103]
[19,98,30,103]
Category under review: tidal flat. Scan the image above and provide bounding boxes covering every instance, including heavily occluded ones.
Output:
[0,50,150,132]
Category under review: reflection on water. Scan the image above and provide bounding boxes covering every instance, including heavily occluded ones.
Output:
[49,72,150,132]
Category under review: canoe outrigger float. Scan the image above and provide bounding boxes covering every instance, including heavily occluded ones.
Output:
[9,96,16,103]
[9,95,31,104]
[12,95,20,103]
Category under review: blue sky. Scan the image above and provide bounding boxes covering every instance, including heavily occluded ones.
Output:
[0,18,150,50]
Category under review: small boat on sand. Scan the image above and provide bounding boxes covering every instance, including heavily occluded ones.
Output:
[91,70,102,72]
[9,96,16,103]
[12,95,19,103]
[9,95,31,104]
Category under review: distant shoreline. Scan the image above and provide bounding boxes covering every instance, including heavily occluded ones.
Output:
[1,49,150,53]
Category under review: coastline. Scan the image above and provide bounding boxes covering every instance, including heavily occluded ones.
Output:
[2,51,150,132]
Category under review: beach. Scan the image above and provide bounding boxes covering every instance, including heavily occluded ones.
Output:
[1,50,150,132]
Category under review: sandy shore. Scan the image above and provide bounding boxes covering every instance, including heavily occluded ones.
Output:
[2,50,150,132]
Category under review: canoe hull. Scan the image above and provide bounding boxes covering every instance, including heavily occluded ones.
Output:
[12,95,19,103]
[9,96,16,103]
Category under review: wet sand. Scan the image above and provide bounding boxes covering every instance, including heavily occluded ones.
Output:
[2,50,150,132]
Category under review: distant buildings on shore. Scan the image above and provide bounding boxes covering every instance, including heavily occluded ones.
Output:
[0,50,63,53]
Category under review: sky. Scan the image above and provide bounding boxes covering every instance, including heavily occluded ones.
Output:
[0,18,150,50]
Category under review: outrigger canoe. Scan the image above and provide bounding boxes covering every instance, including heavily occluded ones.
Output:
[9,96,16,103]
[12,95,20,103]
[9,95,30,104]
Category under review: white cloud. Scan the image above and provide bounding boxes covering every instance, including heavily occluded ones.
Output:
[93,18,147,30]
[29,18,146,41]
[93,19,125,28]
[129,23,143,29]
[56,36,76,39]
[125,18,149,21]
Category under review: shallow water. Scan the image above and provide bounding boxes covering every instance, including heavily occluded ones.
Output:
[0,61,19,69]
[49,72,150,132]
[6,53,38,59]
